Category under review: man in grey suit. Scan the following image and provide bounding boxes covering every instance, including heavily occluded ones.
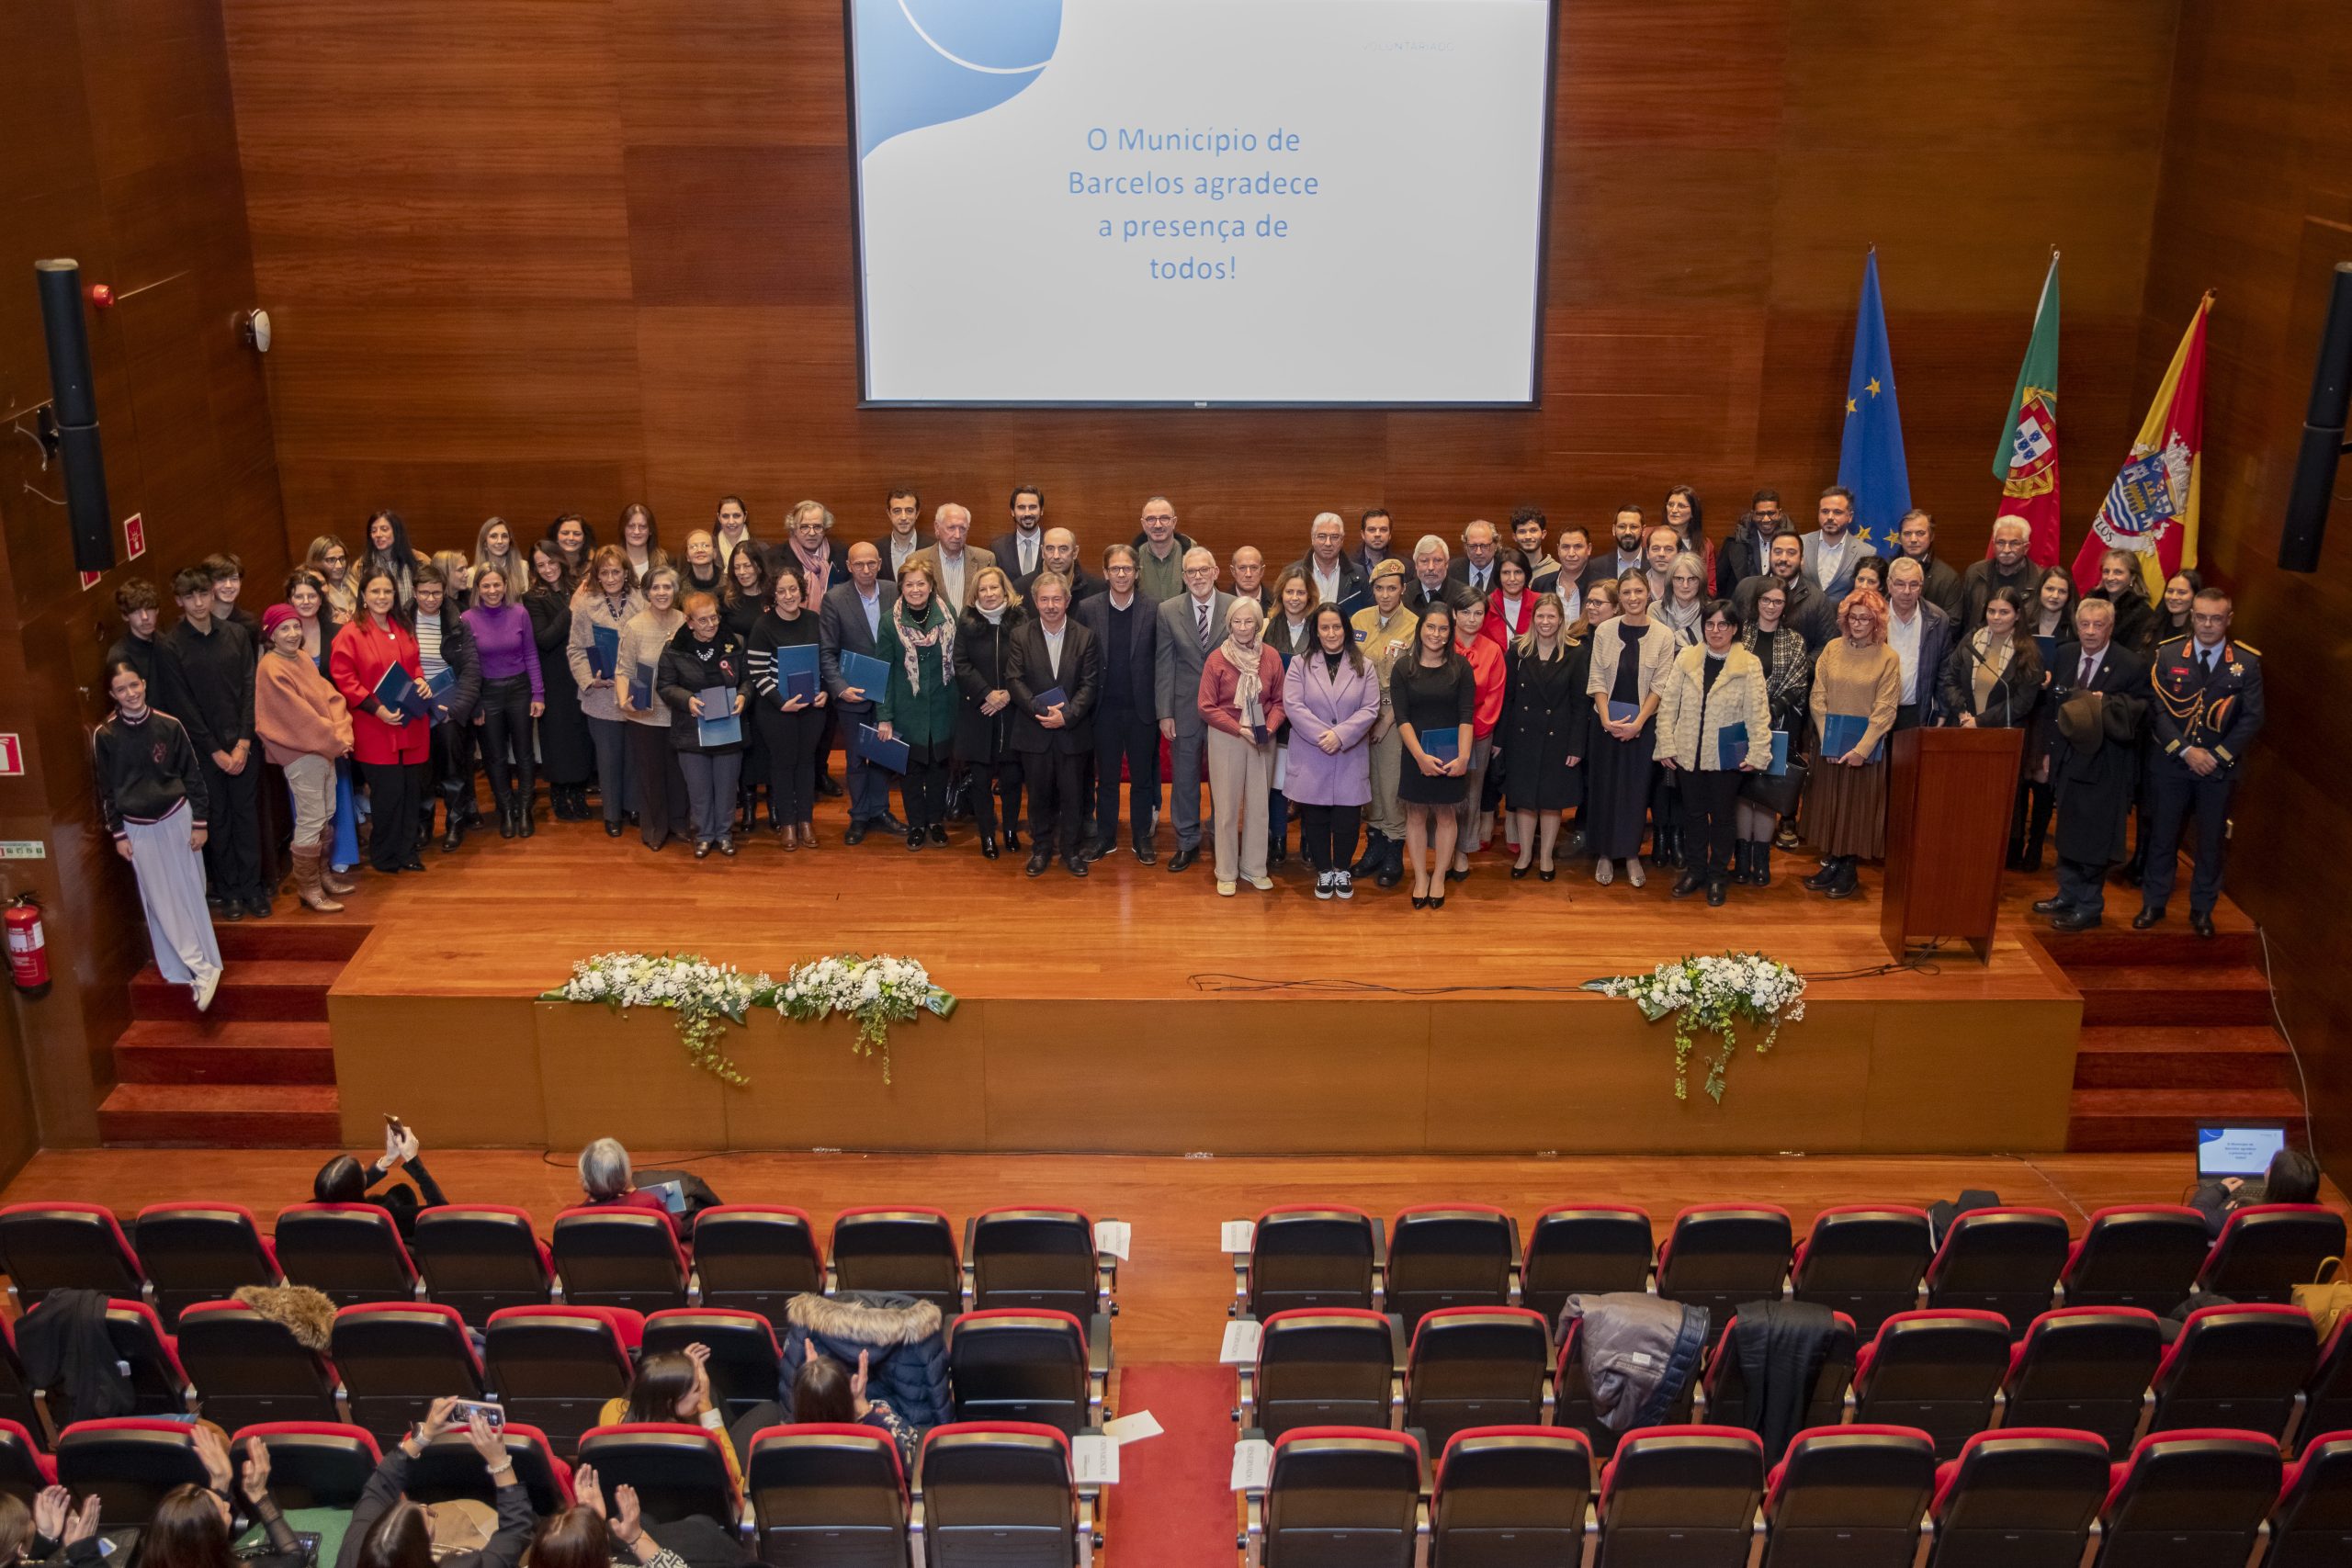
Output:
[1800,485,1864,605]
[1153,545,1232,873]
[819,541,904,845]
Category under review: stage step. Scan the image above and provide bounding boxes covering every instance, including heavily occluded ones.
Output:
[2066,964,2274,1027]
[211,920,369,963]
[2066,1087,2309,1153]
[129,960,343,1023]
[96,1082,343,1146]
[2071,1026,2301,1092]
[2035,926,2260,966]
[112,1021,337,1085]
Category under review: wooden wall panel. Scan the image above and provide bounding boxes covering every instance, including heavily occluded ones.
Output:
[224,0,2177,573]
[0,0,287,1145]
[2135,1,2352,1174]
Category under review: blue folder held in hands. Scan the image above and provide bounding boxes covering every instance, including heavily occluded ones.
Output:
[371,661,427,721]
[1716,721,1748,772]
[1821,712,1884,763]
[695,687,741,747]
[856,723,910,773]
[628,661,656,712]
[841,650,891,701]
[1031,685,1069,716]
[772,643,820,704]
[1606,699,1640,726]
[589,624,620,680]
[1420,727,1460,764]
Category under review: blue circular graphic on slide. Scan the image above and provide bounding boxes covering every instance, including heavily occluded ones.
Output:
[856,0,1064,158]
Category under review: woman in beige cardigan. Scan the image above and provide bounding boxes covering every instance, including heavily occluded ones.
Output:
[254,603,356,911]
[1656,602,1772,905]
[1804,587,1904,899]
[1584,571,1679,886]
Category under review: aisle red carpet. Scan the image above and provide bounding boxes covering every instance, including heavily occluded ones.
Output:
[1106,1364,1239,1567]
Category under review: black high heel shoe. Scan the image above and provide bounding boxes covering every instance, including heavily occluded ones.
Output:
[1411,895,1430,909]
[1510,862,1532,879]
[1430,894,1447,910]
[1538,865,1556,882]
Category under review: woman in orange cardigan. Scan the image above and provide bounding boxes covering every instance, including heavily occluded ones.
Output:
[331,568,433,874]
[1449,591,1509,876]
[1196,596,1288,897]
[255,604,356,911]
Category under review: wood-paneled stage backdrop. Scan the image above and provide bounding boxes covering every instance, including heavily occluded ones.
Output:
[0,2,2344,1174]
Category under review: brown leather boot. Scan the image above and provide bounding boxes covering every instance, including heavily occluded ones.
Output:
[293,846,345,913]
[321,858,358,896]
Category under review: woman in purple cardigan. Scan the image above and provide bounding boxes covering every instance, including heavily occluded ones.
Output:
[1283,602,1382,899]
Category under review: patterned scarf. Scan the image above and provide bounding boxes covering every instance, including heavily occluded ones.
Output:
[1219,621,1267,731]
[790,536,832,606]
[892,595,953,696]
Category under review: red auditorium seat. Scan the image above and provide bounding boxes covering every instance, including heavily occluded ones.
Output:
[133,1202,281,1327]
[1791,1205,1933,1337]
[1521,1203,1654,1332]
[689,1205,826,1320]
[2144,1301,2320,1438]
[549,1206,690,1314]
[1920,1206,2070,1334]
[0,1417,53,1504]
[228,1422,381,1509]
[1997,1306,2165,1451]
[1696,1312,1856,1457]
[1242,1307,1400,1441]
[1384,1203,1518,1333]
[2195,1203,2349,1304]
[1250,1426,1421,1568]
[1847,1310,2011,1458]
[642,1307,784,1431]
[914,1421,1095,1567]
[401,1422,572,1517]
[52,1417,209,1525]
[2056,1205,2208,1312]
[2092,1428,2281,1568]
[2302,1320,2352,1444]
[1919,1427,2109,1568]
[946,1309,1103,1438]
[1237,1204,1383,1319]
[966,1205,1112,1320]
[1657,1204,1793,1328]
[0,1202,148,1312]
[175,1298,342,1432]
[830,1207,963,1317]
[1430,1426,1592,1568]
[575,1422,739,1528]
[1402,1305,1550,1450]
[1761,1425,1938,1568]
[481,1304,640,1460]
[744,1422,909,1566]
[0,1318,47,1445]
[272,1202,420,1307]
[409,1204,556,1320]
[329,1301,484,1447]
[1596,1426,1767,1568]
[2268,1429,2352,1568]
[28,1299,190,1428]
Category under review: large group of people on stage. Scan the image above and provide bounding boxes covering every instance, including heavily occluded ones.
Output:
[89,484,2265,1003]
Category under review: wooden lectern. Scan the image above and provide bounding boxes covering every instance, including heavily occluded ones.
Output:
[1881,726,2024,963]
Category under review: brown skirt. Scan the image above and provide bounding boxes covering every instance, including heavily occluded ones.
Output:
[1804,754,1887,859]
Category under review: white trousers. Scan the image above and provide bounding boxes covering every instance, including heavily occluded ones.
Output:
[127,805,223,987]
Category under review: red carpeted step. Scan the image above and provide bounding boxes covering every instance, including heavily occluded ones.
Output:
[130,960,342,1022]
[2067,964,2273,1027]
[2066,1087,2308,1152]
[2035,926,2259,966]
[2071,1026,2299,1092]
[213,921,370,963]
[113,1021,338,1085]
[1104,1364,1240,1568]
[96,1082,343,1146]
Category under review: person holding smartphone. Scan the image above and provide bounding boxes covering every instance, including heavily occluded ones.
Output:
[339,1398,531,1568]
[311,1116,447,1240]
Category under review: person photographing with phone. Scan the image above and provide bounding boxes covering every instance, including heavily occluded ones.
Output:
[339,1398,531,1568]
[310,1115,448,1240]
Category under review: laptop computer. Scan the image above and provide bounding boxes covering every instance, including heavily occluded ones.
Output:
[2196,1123,2287,1180]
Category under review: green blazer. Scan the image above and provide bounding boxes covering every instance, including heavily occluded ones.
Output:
[875,608,958,749]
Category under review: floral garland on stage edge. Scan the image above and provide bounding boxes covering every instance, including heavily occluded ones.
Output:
[539,952,956,1087]
[1581,952,1806,1103]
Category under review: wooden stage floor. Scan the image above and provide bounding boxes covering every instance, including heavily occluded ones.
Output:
[320,787,2135,1005]
[2,1147,2337,1361]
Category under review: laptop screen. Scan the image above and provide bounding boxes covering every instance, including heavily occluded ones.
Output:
[2197,1125,2287,1179]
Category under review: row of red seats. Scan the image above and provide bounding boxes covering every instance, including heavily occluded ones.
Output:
[0,1297,1110,1455]
[0,1414,1101,1565]
[1238,1299,2352,1459]
[1226,1201,2349,1335]
[1244,1423,2352,1568]
[0,1201,1118,1326]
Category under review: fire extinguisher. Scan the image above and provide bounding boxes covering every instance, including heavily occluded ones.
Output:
[6,894,51,998]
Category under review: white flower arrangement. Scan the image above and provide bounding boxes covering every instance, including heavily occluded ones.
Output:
[777,953,956,1085]
[1583,951,1807,1102]
[542,952,772,1085]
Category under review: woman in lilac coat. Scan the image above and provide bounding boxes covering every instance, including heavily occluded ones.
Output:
[1283,602,1383,899]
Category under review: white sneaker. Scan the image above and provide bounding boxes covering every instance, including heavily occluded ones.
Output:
[191,968,221,1013]
[1315,871,1335,900]
[1335,870,1354,899]
[1217,880,1237,897]
[1248,876,1274,892]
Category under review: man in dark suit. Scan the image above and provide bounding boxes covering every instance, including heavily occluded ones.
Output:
[2136,586,2264,938]
[1536,522,1602,604]
[1716,503,1780,596]
[1730,532,1835,649]
[819,542,905,844]
[2030,596,2151,931]
[1154,547,1234,871]
[989,484,1049,582]
[1403,536,1453,616]
[1961,516,2041,628]
[1444,519,1503,597]
[1287,511,1366,611]
[1007,572,1102,877]
[1351,507,1401,583]
[1075,544,1160,863]
[1510,506,1558,588]
[1894,508,1967,623]
[1884,558,1954,728]
[1013,527,1102,603]
[1799,486,1864,604]
[873,485,931,582]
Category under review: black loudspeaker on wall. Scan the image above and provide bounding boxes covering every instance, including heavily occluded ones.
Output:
[34,258,115,575]
[2278,260,2352,573]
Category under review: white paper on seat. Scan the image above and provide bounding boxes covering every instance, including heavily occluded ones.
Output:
[1103,1410,1163,1444]
[1093,1220,1132,1259]
[1220,1319,1263,1364]
[1073,1433,1120,1484]
[1221,1220,1257,1252]
[1230,1438,1273,1491]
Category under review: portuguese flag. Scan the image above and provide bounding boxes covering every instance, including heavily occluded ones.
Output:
[1993,255,2062,567]
[2075,292,2211,598]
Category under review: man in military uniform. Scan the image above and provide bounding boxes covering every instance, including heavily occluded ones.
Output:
[2135,586,2264,938]
[1351,558,1420,889]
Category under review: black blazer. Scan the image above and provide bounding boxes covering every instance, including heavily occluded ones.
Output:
[872,532,933,582]
[1073,590,1157,713]
[953,604,1025,761]
[989,530,1049,576]
[1005,617,1101,754]
[1445,557,1503,597]
[819,581,898,708]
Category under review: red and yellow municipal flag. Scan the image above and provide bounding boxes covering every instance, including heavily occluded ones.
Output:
[1993,255,2062,567]
[2075,292,2211,598]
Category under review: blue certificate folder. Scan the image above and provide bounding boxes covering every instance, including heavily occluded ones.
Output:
[1420,727,1460,764]
[423,667,458,723]
[1031,685,1069,715]
[1606,700,1640,726]
[856,723,910,773]
[588,624,620,679]
[695,687,741,747]
[1821,712,1885,763]
[840,650,891,699]
[772,643,820,703]
[1713,724,1792,773]
[371,662,424,720]
[628,661,656,712]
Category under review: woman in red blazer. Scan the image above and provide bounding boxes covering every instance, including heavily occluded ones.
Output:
[1484,548,1537,651]
[332,566,433,874]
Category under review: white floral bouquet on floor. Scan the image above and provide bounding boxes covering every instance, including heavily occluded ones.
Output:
[1582,952,1807,1103]
[542,952,773,1085]
[777,953,957,1085]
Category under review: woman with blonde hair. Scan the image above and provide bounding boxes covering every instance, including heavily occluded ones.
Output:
[473,517,524,595]
[678,528,725,598]
[1501,593,1588,880]
[569,545,648,837]
[429,548,473,610]
[954,564,1026,859]
[618,565,690,849]
[1803,586,1903,900]
[306,534,356,621]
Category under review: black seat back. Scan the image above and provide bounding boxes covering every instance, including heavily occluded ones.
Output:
[2058,1207,2207,1313]
[692,1207,826,1320]
[1385,1206,1515,1334]
[1999,1308,2165,1452]
[1264,1427,1422,1568]
[1404,1307,1549,1450]
[746,1423,907,1568]
[1792,1208,1933,1337]
[2146,1303,2320,1438]
[0,1205,146,1311]
[2196,1205,2349,1304]
[175,1302,341,1432]
[1924,1428,2107,1568]
[1850,1312,2010,1459]
[831,1210,961,1318]
[578,1423,737,1528]
[2269,1432,2352,1568]
[1431,1425,1592,1567]
[273,1204,417,1308]
[643,1309,784,1431]
[969,1208,1098,1318]
[53,1420,209,1525]
[2098,1430,2280,1568]
[946,1312,1089,1436]
[328,1303,483,1447]
[1658,1206,1792,1327]
[1257,1310,1396,1441]
[1249,1208,1378,1318]
[1523,1206,1655,1331]
[1600,1427,1766,1568]
[550,1209,689,1314]
[134,1205,277,1328]
[918,1423,1074,1568]
[410,1205,553,1321]
[229,1423,381,1509]
[1761,1426,1936,1568]
[1922,1208,2069,1335]
[481,1306,637,1460]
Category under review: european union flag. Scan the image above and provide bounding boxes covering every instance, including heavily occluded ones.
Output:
[1837,251,1911,552]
